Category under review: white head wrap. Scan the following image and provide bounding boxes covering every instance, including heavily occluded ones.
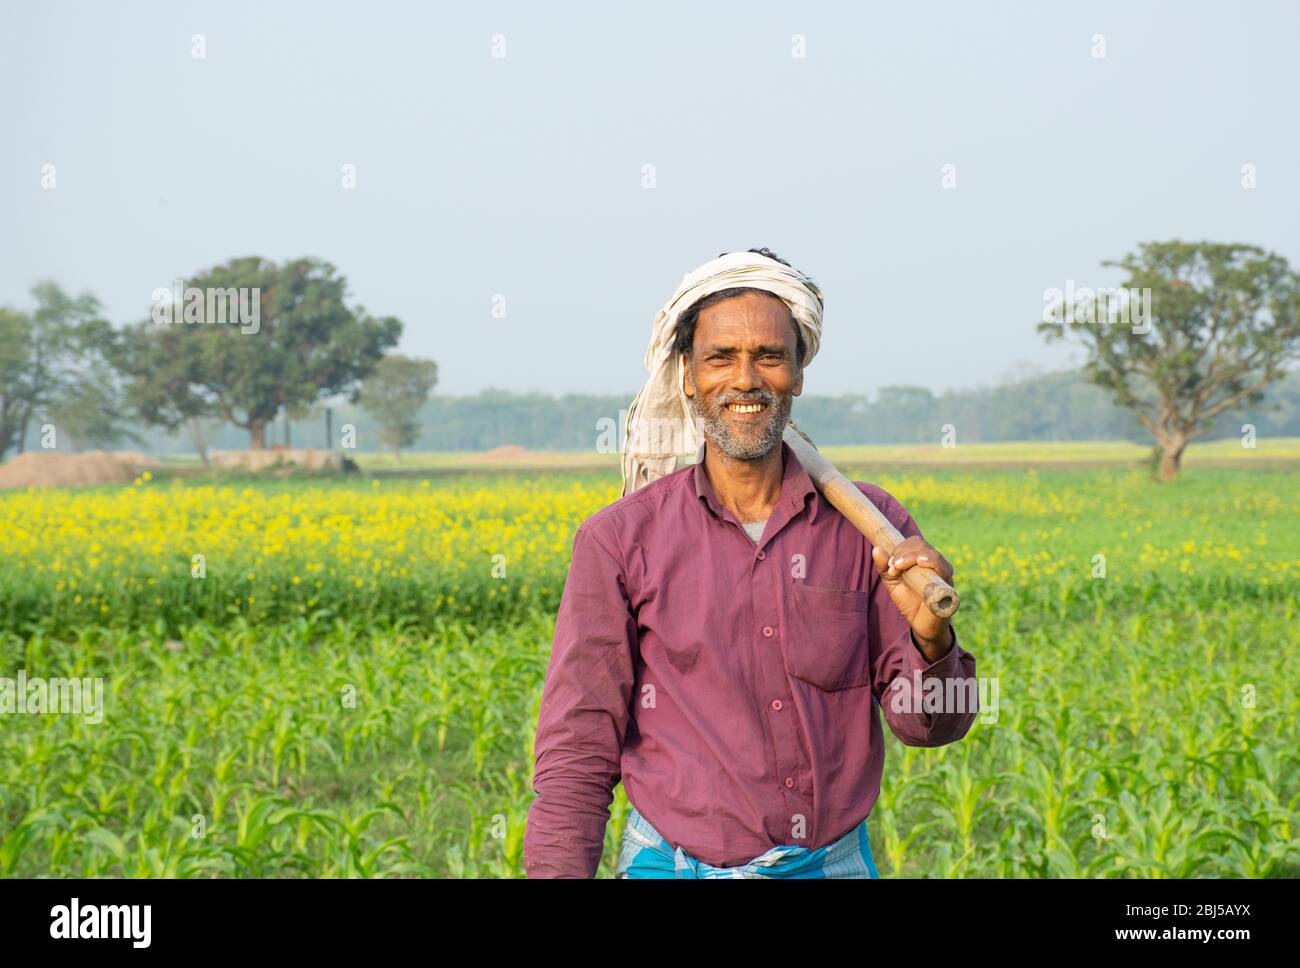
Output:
[621,251,824,496]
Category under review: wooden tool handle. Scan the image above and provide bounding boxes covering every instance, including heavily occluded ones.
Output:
[783,423,960,619]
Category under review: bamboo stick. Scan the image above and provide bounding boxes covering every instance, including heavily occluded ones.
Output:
[783,422,960,619]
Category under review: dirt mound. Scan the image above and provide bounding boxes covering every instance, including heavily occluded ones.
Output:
[0,450,162,488]
[482,445,532,460]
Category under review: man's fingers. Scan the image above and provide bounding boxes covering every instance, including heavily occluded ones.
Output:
[871,545,899,580]
[875,543,954,584]
[909,552,954,582]
[875,547,922,575]
[923,552,954,583]
[890,552,918,575]
[881,547,955,583]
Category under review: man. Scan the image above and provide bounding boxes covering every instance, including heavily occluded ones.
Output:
[524,248,978,879]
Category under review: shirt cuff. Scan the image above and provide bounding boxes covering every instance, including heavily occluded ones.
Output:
[909,624,961,676]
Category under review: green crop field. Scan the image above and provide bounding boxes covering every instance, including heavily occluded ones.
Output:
[1,459,1297,877]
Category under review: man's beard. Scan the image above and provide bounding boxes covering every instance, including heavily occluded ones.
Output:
[689,383,792,461]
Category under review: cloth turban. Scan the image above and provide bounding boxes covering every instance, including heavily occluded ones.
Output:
[621,251,825,496]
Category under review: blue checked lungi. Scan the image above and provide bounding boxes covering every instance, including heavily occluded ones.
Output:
[614,804,880,879]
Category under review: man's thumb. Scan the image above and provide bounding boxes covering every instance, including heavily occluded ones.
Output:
[871,545,891,577]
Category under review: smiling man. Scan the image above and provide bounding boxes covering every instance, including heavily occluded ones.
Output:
[523,248,978,879]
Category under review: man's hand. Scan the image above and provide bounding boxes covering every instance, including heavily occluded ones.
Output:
[870,536,955,662]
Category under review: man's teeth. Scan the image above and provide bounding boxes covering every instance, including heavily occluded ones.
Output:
[726,403,766,413]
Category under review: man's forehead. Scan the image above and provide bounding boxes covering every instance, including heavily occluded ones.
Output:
[697,290,791,323]
[694,294,798,346]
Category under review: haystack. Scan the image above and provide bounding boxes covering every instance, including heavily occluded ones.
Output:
[0,450,162,488]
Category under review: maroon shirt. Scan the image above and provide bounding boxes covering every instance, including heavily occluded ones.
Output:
[523,438,978,878]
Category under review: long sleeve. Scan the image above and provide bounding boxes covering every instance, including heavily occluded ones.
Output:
[523,521,639,878]
[860,486,979,748]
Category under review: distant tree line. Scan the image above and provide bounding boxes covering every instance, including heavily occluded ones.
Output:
[4,241,1297,476]
[47,366,1298,455]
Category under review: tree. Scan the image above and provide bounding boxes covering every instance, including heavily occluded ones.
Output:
[181,415,225,466]
[0,282,134,457]
[0,307,29,457]
[118,256,401,448]
[1039,241,1300,479]
[357,354,438,461]
[46,379,144,452]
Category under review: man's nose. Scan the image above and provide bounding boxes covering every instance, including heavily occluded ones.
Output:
[732,355,761,391]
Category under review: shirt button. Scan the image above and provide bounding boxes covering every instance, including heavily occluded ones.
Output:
[784,777,795,789]
[771,699,783,711]
[756,550,766,560]
[762,626,774,638]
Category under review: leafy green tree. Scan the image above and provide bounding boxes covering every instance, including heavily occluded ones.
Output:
[118,256,401,448]
[0,282,133,456]
[1039,241,1300,479]
[357,354,439,461]
[0,307,29,457]
[46,379,144,452]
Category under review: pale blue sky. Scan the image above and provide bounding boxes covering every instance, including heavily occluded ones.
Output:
[2,0,1297,396]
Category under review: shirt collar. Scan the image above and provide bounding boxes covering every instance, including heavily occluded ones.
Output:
[693,437,820,525]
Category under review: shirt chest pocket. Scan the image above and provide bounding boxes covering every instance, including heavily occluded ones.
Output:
[784,580,872,691]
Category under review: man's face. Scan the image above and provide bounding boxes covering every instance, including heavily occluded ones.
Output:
[683,291,803,461]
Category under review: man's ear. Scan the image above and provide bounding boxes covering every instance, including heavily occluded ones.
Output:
[792,362,803,397]
[682,352,695,397]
